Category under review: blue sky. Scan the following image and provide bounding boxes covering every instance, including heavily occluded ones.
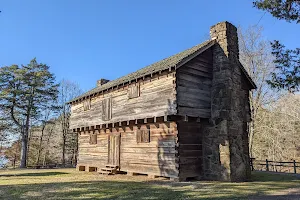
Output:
[1,0,299,92]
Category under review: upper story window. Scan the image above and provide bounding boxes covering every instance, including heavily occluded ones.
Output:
[102,97,112,121]
[128,84,140,99]
[136,129,150,143]
[89,132,97,144]
[83,98,91,111]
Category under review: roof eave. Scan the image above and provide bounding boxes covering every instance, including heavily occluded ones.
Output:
[174,40,216,70]
[238,61,257,90]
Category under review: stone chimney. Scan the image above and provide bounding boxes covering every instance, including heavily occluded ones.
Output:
[210,21,239,61]
[97,78,110,87]
[202,22,251,182]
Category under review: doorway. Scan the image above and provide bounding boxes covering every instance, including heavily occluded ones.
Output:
[108,133,120,167]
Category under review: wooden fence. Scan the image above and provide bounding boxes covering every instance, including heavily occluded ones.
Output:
[250,158,300,174]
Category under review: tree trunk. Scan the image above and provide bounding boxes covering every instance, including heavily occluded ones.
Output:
[20,130,28,168]
[43,126,53,165]
[249,120,255,158]
[36,136,42,165]
[62,133,66,166]
[36,126,46,165]
[61,116,68,167]
[43,153,46,166]
[13,154,16,168]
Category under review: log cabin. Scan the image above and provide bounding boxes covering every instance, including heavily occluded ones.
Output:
[69,21,256,181]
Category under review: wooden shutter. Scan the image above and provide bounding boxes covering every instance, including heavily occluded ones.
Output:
[83,98,91,111]
[102,97,112,121]
[89,133,97,144]
[136,129,150,143]
[128,84,140,99]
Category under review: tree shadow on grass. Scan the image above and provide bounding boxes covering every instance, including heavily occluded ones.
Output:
[1,178,300,200]
[251,171,300,182]
[0,172,69,177]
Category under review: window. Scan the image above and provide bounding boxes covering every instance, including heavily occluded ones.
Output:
[102,97,112,121]
[136,129,150,143]
[83,98,91,111]
[128,84,140,99]
[90,132,97,144]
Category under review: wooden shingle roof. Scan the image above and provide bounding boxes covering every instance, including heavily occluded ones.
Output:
[69,39,256,103]
[69,39,216,103]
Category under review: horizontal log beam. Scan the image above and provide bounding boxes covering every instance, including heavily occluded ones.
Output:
[71,115,204,132]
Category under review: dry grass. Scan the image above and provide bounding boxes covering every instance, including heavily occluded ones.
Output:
[0,168,299,199]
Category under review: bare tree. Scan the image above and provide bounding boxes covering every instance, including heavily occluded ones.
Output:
[238,25,281,157]
[23,80,81,167]
[252,94,300,161]
[239,25,300,162]
[35,110,56,165]
[42,122,56,165]
[4,139,21,168]
[26,117,60,166]
[57,80,82,166]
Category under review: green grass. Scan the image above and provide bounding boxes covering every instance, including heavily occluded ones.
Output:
[0,168,299,200]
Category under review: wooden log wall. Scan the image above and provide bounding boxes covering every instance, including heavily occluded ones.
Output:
[176,49,213,118]
[120,122,178,178]
[177,121,203,180]
[70,70,176,130]
[77,129,109,167]
[73,47,216,179]
[76,121,179,178]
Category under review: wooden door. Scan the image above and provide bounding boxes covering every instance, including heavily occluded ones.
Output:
[108,133,120,166]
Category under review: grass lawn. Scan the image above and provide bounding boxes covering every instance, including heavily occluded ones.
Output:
[0,168,299,200]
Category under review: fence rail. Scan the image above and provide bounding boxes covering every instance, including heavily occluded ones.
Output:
[250,158,300,174]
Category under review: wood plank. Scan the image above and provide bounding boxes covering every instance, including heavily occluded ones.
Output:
[177,121,204,179]
[176,78,211,90]
[70,75,176,129]
[184,62,212,73]
[178,67,212,78]
[178,107,210,118]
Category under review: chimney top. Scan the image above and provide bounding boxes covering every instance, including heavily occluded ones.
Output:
[97,78,110,87]
[209,21,239,59]
[210,21,237,40]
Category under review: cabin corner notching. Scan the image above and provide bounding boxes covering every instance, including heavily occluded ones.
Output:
[71,21,256,182]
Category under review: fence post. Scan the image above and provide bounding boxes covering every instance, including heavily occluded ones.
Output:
[266,159,269,171]
[293,160,297,174]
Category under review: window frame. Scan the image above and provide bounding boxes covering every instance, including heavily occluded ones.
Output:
[128,84,140,99]
[83,98,91,111]
[89,132,97,145]
[102,97,112,121]
[136,129,150,143]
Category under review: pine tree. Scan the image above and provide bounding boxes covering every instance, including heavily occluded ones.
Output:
[0,58,59,168]
[253,0,300,92]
